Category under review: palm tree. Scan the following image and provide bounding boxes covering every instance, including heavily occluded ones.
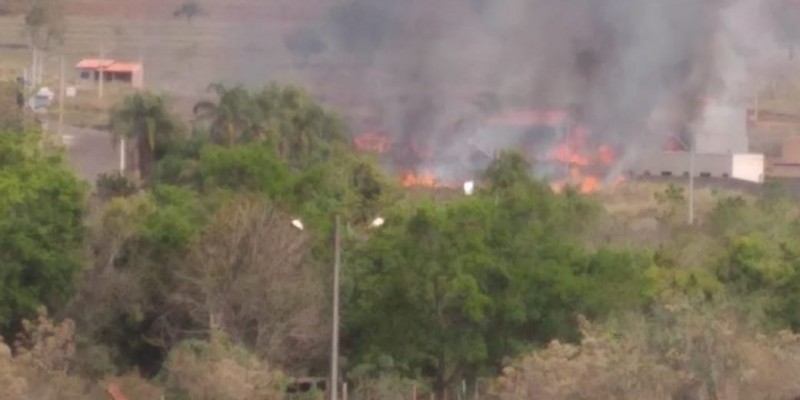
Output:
[194,83,347,167]
[193,83,262,146]
[110,92,179,180]
[252,84,346,167]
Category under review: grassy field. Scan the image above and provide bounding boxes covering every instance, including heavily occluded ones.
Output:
[0,10,309,127]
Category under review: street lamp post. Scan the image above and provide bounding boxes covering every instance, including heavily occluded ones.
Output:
[331,215,341,400]
[688,132,695,225]
[290,215,382,400]
[290,182,469,399]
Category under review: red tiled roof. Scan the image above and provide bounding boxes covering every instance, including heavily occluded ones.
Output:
[75,59,115,69]
[105,63,142,73]
[75,59,141,72]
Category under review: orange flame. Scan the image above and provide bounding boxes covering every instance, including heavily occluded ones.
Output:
[401,170,438,188]
[546,125,618,194]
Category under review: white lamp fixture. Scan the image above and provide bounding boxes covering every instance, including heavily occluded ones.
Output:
[291,219,304,231]
[370,217,385,228]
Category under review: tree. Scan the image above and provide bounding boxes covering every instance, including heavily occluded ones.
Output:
[162,334,283,400]
[491,301,800,400]
[0,81,25,131]
[195,142,291,195]
[344,163,649,398]
[284,26,328,68]
[24,0,65,48]
[110,92,182,180]
[168,196,327,371]
[0,130,86,334]
[67,185,208,374]
[193,84,261,147]
[172,1,203,23]
[193,83,347,168]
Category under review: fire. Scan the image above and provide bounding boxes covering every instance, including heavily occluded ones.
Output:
[546,125,618,194]
[596,145,615,166]
[401,170,438,188]
[355,110,626,194]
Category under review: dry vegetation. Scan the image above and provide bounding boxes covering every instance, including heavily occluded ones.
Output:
[0,308,160,400]
[163,334,284,400]
[0,308,287,400]
[172,196,327,370]
[490,301,800,400]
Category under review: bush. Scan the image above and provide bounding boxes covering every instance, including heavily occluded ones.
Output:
[162,333,285,400]
[489,300,800,400]
[96,172,138,200]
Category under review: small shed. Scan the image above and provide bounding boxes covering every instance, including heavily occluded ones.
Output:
[75,59,143,89]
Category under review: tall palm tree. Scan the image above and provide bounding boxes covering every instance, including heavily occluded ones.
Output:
[194,83,347,167]
[193,83,262,146]
[110,92,179,180]
[253,84,346,167]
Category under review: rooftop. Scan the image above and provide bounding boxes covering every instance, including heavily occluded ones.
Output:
[75,59,115,69]
[75,59,141,72]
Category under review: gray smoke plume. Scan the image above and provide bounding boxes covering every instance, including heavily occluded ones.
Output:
[221,0,779,178]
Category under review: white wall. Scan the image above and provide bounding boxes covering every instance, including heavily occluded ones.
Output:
[629,151,765,183]
[731,154,765,183]
[629,152,733,177]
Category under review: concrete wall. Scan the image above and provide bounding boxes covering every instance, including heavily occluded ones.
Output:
[731,154,765,183]
[764,138,800,178]
[629,152,731,177]
[628,152,764,183]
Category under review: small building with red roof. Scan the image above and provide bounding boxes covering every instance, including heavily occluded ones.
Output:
[75,58,143,89]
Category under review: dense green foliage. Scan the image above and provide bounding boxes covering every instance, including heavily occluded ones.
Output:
[8,79,800,398]
[109,92,183,180]
[345,154,650,392]
[0,130,85,332]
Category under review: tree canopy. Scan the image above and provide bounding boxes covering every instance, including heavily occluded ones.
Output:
[0,130,85,333]
[7,77,800,399]
[344,154,650,395]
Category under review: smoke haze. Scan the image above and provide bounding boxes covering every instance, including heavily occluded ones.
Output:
[221,0,781,174]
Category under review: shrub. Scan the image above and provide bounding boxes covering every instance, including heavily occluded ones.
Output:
[489,300,800,400]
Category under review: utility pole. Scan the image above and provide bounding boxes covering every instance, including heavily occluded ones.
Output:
[688,130,695,225]
[119,138,125,173]
[58,55,65,142]
[331,215,341,400]
[98,49,106,100]
[30,46,37,87]
[38,49,45,87]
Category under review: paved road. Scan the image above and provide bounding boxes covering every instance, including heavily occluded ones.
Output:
[61,125,119,184]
